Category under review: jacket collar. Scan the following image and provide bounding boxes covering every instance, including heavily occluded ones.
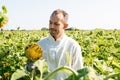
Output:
[48,34,67,45]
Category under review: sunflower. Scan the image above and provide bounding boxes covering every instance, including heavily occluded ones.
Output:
[0,6,8,28]
[25,43,43,61]
[0,16,8,28]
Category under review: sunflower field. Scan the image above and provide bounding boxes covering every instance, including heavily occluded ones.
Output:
[0,29,120,80]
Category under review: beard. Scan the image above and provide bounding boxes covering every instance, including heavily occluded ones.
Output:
[49,28,58,37]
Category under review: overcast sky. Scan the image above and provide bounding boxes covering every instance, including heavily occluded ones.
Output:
[0,0,120,30]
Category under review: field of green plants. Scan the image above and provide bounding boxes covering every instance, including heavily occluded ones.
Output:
[0,29,120,80]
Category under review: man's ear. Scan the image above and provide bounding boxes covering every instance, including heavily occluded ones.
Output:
[64,24,68,29]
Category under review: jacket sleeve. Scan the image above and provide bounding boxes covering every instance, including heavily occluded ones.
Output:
[71,44,83,70]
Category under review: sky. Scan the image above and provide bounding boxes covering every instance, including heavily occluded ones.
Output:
[0,0,120,30]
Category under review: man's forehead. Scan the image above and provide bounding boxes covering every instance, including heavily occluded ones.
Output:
[51,13,63,19]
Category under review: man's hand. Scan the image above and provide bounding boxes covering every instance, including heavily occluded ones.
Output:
[25,61,37,72]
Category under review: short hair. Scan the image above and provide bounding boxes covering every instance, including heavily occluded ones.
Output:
[50,9,69,24]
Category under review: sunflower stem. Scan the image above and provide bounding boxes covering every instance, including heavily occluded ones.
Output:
[31,69,35,80]
[44,66,78,80]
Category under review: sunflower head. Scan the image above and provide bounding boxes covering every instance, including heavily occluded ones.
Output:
[0,16,8,28]
[25,43,43,61]
[0,6,8,28]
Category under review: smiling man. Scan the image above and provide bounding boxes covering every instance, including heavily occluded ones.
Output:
[38,9,83,80]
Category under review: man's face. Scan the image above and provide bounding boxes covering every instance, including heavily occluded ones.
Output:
[49,13,65,39]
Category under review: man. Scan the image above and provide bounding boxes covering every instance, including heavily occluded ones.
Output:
[37,9,83,80]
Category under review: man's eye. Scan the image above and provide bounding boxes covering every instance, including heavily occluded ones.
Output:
[49,22,52,24]
[54,23,59,26]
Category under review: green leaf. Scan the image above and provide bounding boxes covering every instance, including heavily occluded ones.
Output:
[2,6,7,14]
[112,61,120,69]
[104,72,120,80]
[11,69,27,80]
[34,59,49,79]
[65,67,89,80]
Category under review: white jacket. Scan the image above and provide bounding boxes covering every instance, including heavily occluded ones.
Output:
[38,34,83,80]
